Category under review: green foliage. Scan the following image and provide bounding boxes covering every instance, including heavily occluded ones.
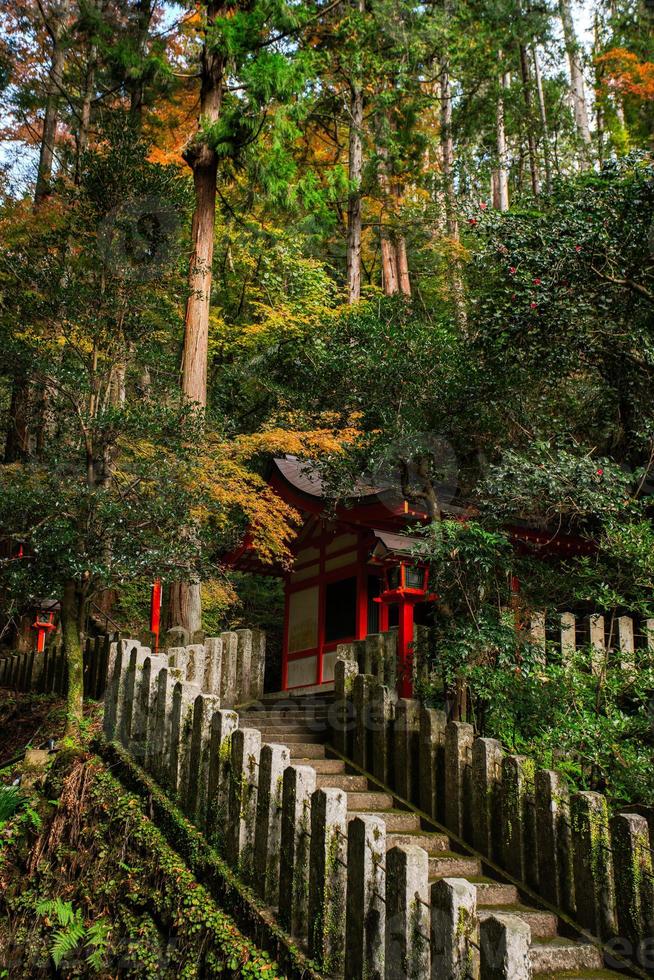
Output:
[0,786,24,828]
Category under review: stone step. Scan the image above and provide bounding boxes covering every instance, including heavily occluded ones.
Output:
[243,721,330,733]
[293,758,345,774]
[530,940,604,974]
[462,878,520,906]
[346,791,394,811]
[257,730,326,743]
[429,853,482,878]
[314,773,368,791]
[386,831,451,853]
[533,972,622,979]
[288,743,326,759]
[478,906,558,939]
[348,810,421,832]
[240,712,330,723]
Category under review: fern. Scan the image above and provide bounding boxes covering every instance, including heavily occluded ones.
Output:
[0,786,24,825]
[50,918,85,967]
[85,919,110,971]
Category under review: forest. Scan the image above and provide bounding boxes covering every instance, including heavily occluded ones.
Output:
[1,0,654,804]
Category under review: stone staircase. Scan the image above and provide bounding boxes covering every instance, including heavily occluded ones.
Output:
[240,698,623,980]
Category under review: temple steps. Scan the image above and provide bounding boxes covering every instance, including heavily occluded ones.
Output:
[243,704,621,978]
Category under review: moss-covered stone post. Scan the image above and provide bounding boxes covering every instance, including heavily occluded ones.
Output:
[560,611,576,662]
[535,769,575,916]
[250,629,266,701]
[227,726,262,880]
[235,629,253,702]
[169,679,201,797]
[147,665,182,780]
[386,844,430,980]
[353,673,374,770]
[203,636,223,698]
[444,721,474,841]
[185,643,207,687]
[279,764,316,939]
[254,742,291,904]
[530,611,547,665]
[188,692,221,825]
[383,630,397,689]
[220,631,239,705]
[501,755,536,886]
[346,814,386,980]
[308,786,348,976]
[472,737,503,860]
[365,632,385,681]
[370,681,393,784]
[430,877,478,980]
[479,913,531,980]
[617,616,635,674]
[588,613,605,676]
[130,654,165,765]
[120,645,150,748]
[571,790,617,939]
[394,698,421,805]
[103,639,128,740]
[419,706,447,823]
[167,645,190,677]
[333,658,358,756]
[610,811,654,951]
[206,708,238,844]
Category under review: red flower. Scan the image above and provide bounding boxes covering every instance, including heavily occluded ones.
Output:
[532,277,541,285]
[530,302,538,309]
[468,218,478,226]
[480,202,488,210]
[575,245,582,252]
[596,468,604,476]
[509,266,517,274]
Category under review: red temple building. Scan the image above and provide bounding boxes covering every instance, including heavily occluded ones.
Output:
[230,456,442,693]
[229,456,594,695]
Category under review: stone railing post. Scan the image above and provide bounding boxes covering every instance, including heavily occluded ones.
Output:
[235,629,253,702]
[611,812,654,951]
[251,629,266,701]
[346,814,386,980]
[370,681,393,784]
[203,636,223,697]
[617,616,635,673]
[254,742,291,904]
[419,706,447,823]
[386,844,430,980]
[535,770,575,916]
[185,643,206,687]
[146,665,182,779]
[130,654,165,765]
[120,646,150,748]
[103,639,130,740]
[472,737,503,860]
[479,913,531,980]
[394,698,420,804]
[560,612,576,661]
[308,787,348,976]
[227,727,261,879]
[444,722,474,841]
[220,631,238,705]
[279,764,316,939]
[333,659,358,756]
[588,613,605,675]
[570,791,617,939]
[353,673,374,770]
[430,877,478,980]
[501,755,537,887]
[169,680,201,797]
[188,693,221,825]
[206,708,238,845]
[364,632,385,680]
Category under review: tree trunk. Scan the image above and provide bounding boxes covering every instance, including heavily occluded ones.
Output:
[4,377,30,462]
[518,42,540,196]
[346,75,364,303]
[532,46,552,194]
[129,0,156,124]
[171,0,225,635]
[61,579,84,737]
[35,0,72,205]
[559,0,592,167]
[440,59,467,331]
[496,67,510,210]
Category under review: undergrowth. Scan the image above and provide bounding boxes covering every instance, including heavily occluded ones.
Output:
[0,752,280,978]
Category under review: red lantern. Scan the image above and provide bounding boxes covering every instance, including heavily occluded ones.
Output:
[374,561,436,698]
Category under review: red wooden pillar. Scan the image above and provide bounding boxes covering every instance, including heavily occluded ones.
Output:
[397,598,416,699]
[150,579,162,652]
